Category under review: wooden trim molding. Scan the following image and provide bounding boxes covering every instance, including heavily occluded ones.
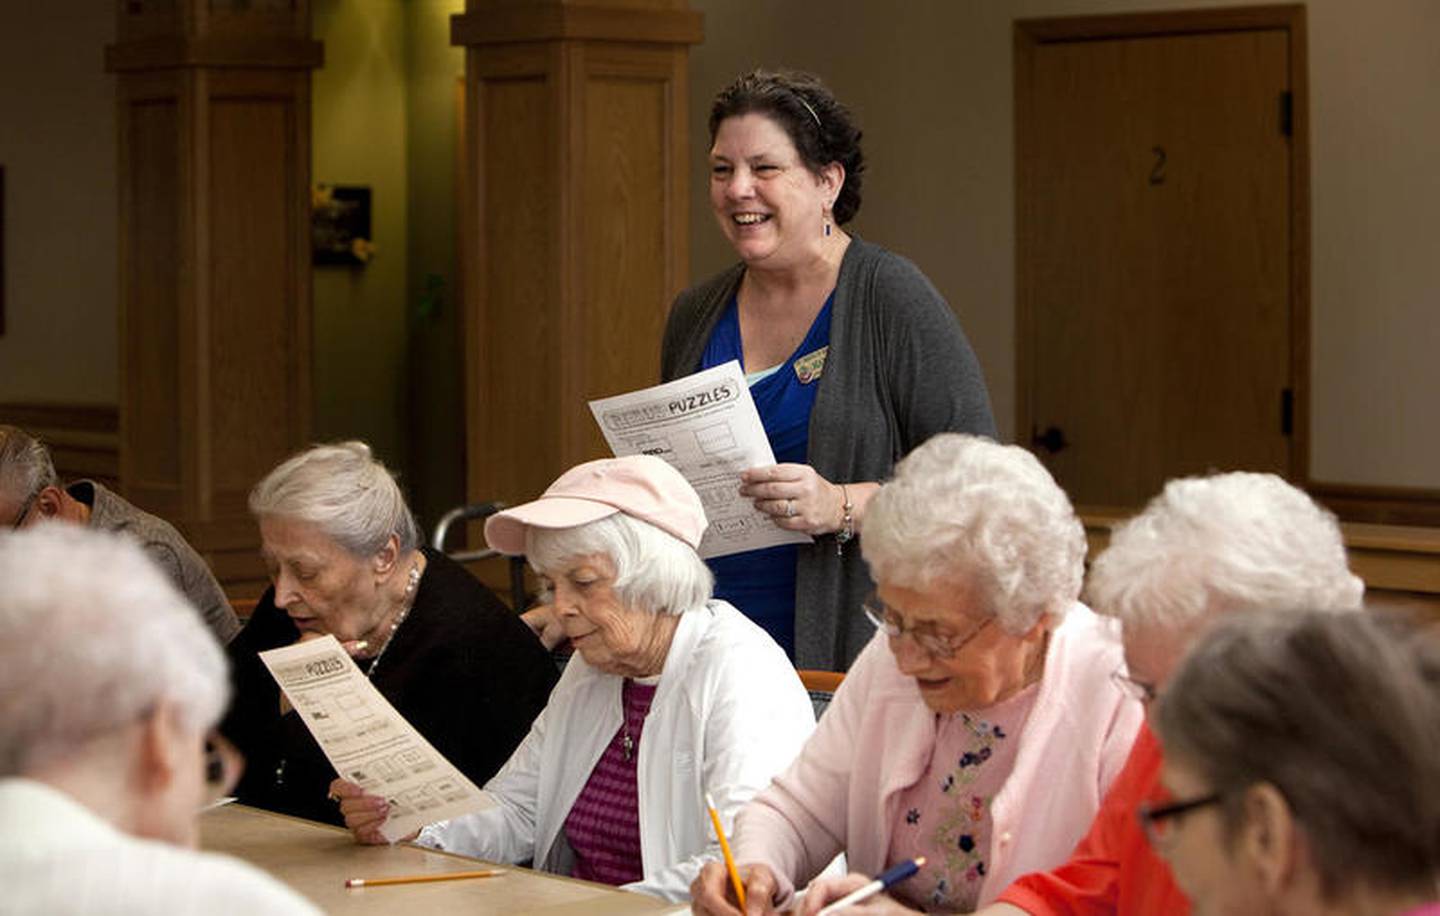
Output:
[0,402,120,489]
[0,402,271,601]
[1080,508,1440,597]
[452,5,703,46]
[105,36,324,72]
[1016,4,1307,42]
[0,402,118,434]
[1308,482,1440,528]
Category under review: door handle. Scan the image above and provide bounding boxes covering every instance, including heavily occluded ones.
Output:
[1032,425,1068,454]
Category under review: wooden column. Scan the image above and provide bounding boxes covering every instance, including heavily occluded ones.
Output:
[452,0,702,513]
[107,1,321,598]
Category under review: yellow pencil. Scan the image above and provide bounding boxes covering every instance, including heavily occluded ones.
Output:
[706,791,747,910]
[344,868,505,888]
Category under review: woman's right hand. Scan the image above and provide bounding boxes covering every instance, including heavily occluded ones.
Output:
[690,861,782,915]
[521,603,569,651]
[328,778,412,845]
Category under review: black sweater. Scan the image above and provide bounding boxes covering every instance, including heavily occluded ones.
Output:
[220,548,558,826]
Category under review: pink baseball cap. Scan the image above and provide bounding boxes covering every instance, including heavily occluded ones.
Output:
[484,455,708,556]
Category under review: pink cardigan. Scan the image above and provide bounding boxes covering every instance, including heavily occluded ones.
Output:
[733,603,1142,908]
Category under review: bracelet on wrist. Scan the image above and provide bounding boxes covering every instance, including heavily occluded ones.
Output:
[835,483,855,555]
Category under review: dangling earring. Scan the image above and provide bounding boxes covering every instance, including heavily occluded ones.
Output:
[823,205,833,237]
[824,221,831,237]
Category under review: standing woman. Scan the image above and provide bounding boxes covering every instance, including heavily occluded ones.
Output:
[661,69,995,669]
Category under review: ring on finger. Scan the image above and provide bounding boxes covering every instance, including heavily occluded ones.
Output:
[785,498,796,518]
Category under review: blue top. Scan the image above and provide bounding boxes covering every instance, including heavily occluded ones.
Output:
[700,292,834,659]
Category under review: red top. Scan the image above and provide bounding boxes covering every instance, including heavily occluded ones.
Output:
[997,723,1190,915]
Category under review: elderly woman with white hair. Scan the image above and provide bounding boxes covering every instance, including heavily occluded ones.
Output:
[333,455,816,902]
[692,433,1144,915]
[0,525,317,914]
[221,442,558,826]
[986,471,1365,916]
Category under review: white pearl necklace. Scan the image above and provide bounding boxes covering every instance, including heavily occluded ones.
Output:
[365,560,421,680]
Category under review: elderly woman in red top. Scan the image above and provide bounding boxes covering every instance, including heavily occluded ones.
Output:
[980,472,1364,916]
[1154,610,1440,916]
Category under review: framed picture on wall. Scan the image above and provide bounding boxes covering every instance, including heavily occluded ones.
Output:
[311,184,374,266]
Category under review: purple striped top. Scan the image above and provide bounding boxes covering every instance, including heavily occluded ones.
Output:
[564,679,658,886]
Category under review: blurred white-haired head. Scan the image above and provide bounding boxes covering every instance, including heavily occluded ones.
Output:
[0,524,228,777]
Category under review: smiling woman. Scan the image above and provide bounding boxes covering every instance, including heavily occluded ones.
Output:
[661,69,996,670]
[219,442,558,827]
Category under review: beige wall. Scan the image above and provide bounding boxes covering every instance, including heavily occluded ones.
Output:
[403,0,467,533]
[311,0,466,532]
[688,0,1440,489]
[1,1,1433,494]
[0,1,116,403]
[311,0,411,473]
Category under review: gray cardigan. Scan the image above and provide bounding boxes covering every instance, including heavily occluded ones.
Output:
[660,237,995,670]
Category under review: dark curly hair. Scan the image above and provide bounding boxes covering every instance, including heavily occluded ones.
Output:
[708,69,865,225]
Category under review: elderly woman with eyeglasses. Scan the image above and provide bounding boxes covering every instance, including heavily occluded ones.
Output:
[1151,610,1440,916]
[692,434,1143,915]
[333,455,817,902]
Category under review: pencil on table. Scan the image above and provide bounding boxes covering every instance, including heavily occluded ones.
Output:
[344,868,505,888]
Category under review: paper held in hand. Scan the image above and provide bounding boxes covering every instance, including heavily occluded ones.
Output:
[588,360,811,559]
[259,635,494,842]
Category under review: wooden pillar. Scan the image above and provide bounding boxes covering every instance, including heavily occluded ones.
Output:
[451,0,703,512]
[107,1,322,597]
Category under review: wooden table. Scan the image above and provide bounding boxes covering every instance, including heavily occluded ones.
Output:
[201,804,679,915]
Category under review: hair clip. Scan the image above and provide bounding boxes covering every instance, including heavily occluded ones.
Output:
[796,95,822,129]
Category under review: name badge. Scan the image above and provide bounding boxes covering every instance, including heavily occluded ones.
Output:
[794,346,828,385]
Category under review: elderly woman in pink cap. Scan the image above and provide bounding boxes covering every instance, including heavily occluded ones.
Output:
[332,455,815,902]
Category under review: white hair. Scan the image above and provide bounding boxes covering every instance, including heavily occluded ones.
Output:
[862,433,1087,634]
[526,512,713,615]
[0,424,58,504]
[0,524,229,776]
[249,441,419,556]
[1087,472,1364,630]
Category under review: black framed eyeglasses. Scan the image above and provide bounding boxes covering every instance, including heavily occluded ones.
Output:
[1110,667,1158,704]
[8,489,39,530]
[1137,792,1223,848]
[862,595,992,658]
[203,732,241,804]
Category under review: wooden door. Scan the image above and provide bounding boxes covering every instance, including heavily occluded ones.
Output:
[1016,8,1307,509]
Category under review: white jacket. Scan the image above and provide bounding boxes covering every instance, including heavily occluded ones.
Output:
[419,600,816,901]
[0,779,320,916]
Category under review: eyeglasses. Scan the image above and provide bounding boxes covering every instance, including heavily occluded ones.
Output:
[1137,792,1223,849]
[1110,667,1159,704]
[8,489,39,530]
[863,596,992,658]
[203,732,242,806]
